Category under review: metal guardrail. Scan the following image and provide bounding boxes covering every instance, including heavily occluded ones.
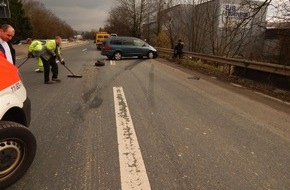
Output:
[157,47,290,77]
[15,41,88,59]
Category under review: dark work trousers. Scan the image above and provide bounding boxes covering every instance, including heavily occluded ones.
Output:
[173,51,183,59]
[41,56,58,83]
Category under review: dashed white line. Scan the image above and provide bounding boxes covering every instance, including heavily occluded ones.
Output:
[113,87,151,190]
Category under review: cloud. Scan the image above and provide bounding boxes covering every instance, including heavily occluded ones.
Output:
[50,6,110,31]
[36,0,115,31]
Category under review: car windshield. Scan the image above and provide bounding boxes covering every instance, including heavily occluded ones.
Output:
[134,39,145,46]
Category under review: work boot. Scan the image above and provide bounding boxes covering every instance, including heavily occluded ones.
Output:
[52,78,61,82]
[35,68,43,73]
[44,81,55,84]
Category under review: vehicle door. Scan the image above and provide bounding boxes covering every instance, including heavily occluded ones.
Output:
[133,39,149,56]
[122,38,135,57]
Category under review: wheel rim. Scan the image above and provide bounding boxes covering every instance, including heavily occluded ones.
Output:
[148,52,154,59]
[114,52,122,60]
[0,139,23,178]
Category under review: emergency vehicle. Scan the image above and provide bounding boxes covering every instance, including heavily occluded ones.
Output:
[0,56,36,189]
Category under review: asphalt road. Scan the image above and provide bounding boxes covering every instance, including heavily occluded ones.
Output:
[8,42,290,190]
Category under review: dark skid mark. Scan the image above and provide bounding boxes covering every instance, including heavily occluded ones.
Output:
[83,86,97,103]
[124,59,145,70]
[90,96,103,109]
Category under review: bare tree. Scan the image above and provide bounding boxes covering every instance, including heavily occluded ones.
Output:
[106,0,174,44]
[114,0,149,37]
[264,0,290,65]
[23,0,74,39]
[270,0,290,22]
[105,6,132,36]
[141,0,173,45]
[165,0,270,57]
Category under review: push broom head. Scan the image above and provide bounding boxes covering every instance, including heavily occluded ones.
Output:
[67,74,82,78]
[62,64,82,78]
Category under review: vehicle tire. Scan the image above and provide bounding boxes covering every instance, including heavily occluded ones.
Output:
[0,121,36,189]
[113,51,122,60]
[147,51,154,59]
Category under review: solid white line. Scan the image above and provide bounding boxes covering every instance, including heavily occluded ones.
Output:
[231,83,243,88]
[113,87,151,190]
[254,91,290,106]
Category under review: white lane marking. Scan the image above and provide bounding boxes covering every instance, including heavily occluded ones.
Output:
[82,48,87,52]
[113,87,151,190]
[254,91,290,105]
[231,83,243,88]
[111,60,116,65]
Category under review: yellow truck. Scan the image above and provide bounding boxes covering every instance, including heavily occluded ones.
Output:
[95,32,110,50]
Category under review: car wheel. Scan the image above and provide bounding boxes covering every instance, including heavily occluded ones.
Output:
[114,52,122,60]
[0,121,36,189]
[147,51,154,59]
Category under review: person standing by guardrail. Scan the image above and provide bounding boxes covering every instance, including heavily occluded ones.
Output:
[173,39,184,63]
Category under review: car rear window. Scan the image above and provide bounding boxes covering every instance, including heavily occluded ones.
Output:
[111,39,122,45]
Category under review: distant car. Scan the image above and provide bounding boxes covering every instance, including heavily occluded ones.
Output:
[110,33,118,37]
[61,39,68,43]
[101,36,158,60]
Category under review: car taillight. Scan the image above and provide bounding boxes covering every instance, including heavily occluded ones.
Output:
[103,44,112,50]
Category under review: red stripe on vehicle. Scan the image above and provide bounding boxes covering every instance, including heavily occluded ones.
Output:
[0,56,20,91]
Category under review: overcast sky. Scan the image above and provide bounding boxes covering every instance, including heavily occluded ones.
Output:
[35,0,283,31]
[36,0,115,31]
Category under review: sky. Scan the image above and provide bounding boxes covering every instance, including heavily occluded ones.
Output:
[35,0,285,32]
[36,0,115,31]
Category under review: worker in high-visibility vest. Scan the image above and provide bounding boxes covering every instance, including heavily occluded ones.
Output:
[40,36,65,84]
[26,38,44,72]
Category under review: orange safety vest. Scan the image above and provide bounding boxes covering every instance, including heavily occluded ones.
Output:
[0,55,20,91]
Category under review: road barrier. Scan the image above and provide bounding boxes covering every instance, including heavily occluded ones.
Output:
[157,47,290,77]
[15,41,88,59]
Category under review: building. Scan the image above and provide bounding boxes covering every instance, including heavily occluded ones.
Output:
[149,0,268,57]
[263,23,290,65]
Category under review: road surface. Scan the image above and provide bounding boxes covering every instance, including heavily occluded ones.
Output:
[8,42,290,190]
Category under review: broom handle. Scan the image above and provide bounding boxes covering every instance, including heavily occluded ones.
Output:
[17,57,30,68]
[62,64,76,75]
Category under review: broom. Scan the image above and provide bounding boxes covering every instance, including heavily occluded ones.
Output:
[17,57,30,68]
[62,64,82,78]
